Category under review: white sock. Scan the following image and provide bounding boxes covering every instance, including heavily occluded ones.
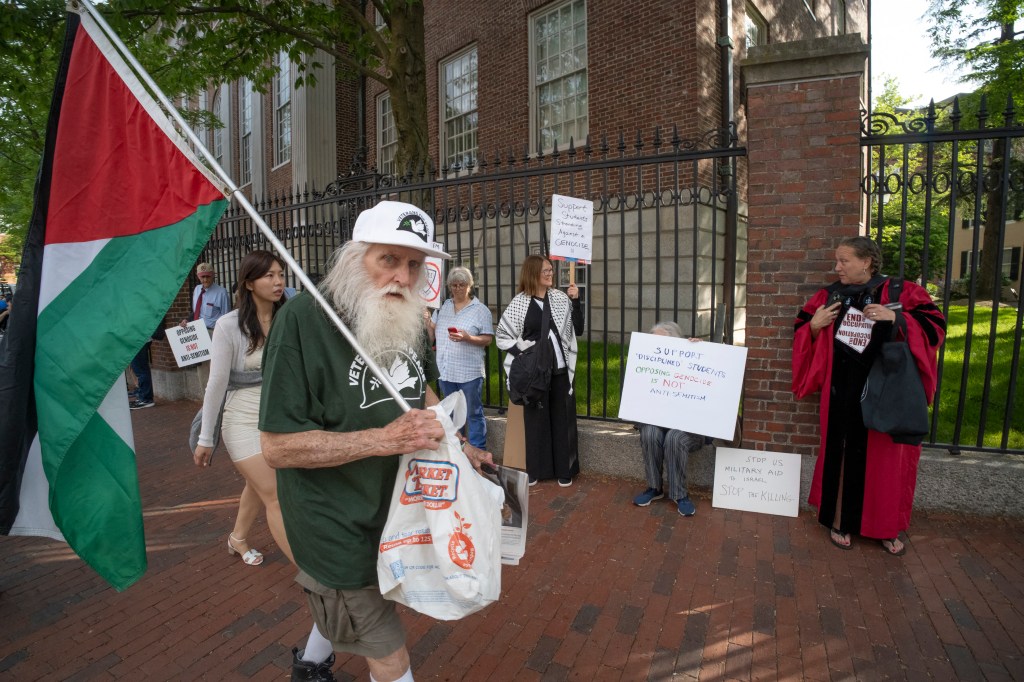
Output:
[370,669,414,682]
[300,622,333,664]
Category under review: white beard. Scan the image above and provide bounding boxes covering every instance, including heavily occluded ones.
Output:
[321,244,425,362]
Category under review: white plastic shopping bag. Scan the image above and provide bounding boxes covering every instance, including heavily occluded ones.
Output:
[377,391,505,620]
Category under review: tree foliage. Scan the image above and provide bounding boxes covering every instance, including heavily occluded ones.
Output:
[868,77,951,282]
[0,0,66,259]
[0,0,431,272]
[927,0,1023,298]
[109,0,429,176]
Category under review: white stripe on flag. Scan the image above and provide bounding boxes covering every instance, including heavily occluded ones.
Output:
[11,377,134,539]
[38,239,109,313]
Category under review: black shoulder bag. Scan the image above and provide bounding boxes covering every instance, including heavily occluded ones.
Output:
[859,278,930,445]
[507,297,554,408]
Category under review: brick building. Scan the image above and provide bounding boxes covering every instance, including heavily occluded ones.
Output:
[197,0,867,205]
[161,0,871,422]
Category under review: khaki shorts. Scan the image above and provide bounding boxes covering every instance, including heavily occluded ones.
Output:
[296,570,406,660]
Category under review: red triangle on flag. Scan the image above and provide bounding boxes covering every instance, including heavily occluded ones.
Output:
[46,24,224,246]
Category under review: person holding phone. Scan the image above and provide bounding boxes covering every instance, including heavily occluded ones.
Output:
[792,236,945,557]
[428,266,494,449]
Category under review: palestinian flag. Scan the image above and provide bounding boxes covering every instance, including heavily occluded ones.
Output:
[0,7,228,590]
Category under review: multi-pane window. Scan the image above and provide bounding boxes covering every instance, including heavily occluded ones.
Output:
[746,2,768,48]
[274,49,292,166]
[377,92,397,176]
[531,0,588,152]
[835,0,846,34]
[211,88,225,168]
[239,77,253,186]
[440,46,479,170]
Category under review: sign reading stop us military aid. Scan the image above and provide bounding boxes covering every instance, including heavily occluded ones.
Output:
[712,447,801,517]
[418,242,445,310]
[618,333,747,440]
[549,194,593,264]
[165,320,212,367]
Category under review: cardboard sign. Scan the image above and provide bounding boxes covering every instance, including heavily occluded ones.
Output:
[419,242,445,310]
[165,321,212,367]
[834,308,874,353]
[502,403,526,470]
[712,447,801,517]
[617,334,746,440]
[549,194,593,264]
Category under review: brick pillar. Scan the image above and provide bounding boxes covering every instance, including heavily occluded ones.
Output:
[741,35,869,454]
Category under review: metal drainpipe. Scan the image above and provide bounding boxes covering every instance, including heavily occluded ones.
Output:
[718,0,738,344]
[356,0,367,164]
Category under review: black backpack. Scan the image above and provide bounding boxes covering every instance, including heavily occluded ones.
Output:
[507,298,554,408]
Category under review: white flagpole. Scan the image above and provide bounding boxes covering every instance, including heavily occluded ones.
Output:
[74,0,412,411]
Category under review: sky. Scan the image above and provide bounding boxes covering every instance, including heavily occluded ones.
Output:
[870,0,971,106]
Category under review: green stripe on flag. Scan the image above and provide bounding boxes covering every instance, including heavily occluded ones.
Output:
[33,199,226,590]
[50,409,146,589]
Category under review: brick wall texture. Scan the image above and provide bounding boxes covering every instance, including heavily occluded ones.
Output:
[742,75,864,454]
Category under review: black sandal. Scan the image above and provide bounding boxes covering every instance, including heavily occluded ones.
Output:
[829,527,852,550]
[880,537,907,556]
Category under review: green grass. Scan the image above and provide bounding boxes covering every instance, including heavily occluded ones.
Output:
[933,305,1024,450]
[475,306,1024,450]
[481,341,626,419]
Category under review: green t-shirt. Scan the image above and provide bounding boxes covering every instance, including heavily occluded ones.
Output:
[259,292,438,589]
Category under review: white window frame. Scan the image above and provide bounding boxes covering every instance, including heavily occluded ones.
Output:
[745,2,769,48]
[377,92,398,177]
[529,0,588,154]
[439,45,479,171]
[274,49,292,167]
[211,86,225,169]
[239,77,254,186]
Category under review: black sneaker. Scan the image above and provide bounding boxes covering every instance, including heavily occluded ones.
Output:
[557,477,572,487]
[528,477,538,487]
[129,399,155,410]
[291,647,336,682]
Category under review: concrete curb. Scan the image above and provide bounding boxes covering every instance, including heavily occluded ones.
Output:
[484,409,1024,518]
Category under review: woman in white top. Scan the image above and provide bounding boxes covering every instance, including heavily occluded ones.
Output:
[193,250,292,566]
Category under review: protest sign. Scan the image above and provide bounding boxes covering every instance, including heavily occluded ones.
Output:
[618,334,746,440]
[712,447,801,517]
[165,321,212,367]
[834,307,874,353]
[549,194,592,265]
[502,403,526,470]
[480,465,530,565]
[419,242,445,310]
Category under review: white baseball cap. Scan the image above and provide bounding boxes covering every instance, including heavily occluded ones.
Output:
[351,201,450,259]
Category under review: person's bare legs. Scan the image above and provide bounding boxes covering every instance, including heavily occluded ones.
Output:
[229,482,262,556]
[235,453,294,563]
[367,646,411,682]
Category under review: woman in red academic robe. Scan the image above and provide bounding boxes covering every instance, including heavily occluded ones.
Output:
[792,236,945,556]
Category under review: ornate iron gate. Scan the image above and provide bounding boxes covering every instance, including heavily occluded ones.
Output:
[202,124,745,419]
[861,97,1024,454]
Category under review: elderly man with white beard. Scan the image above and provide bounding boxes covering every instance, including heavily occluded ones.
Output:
[259,201,493,682]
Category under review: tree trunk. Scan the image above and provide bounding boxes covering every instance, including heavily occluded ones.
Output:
[385,3,428,180]
[977,136,1006,300]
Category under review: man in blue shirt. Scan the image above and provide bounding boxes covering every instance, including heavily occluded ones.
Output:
[182,262,231,332]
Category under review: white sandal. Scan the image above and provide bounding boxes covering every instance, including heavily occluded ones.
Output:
[227,533,264,566]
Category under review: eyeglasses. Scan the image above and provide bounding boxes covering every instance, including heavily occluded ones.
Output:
[540,269,554,275]
[449,283,468,289]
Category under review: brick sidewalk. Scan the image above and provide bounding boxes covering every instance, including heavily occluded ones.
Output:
[2,399,1023,680]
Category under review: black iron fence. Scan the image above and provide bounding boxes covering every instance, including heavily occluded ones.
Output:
[861,96,1024,454]
[200,125,745,419]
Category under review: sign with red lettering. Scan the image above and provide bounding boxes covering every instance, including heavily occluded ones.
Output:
[418,242,445,310]
[618,332,746,440]
[164,320,212,367]
[834,308,875,353]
